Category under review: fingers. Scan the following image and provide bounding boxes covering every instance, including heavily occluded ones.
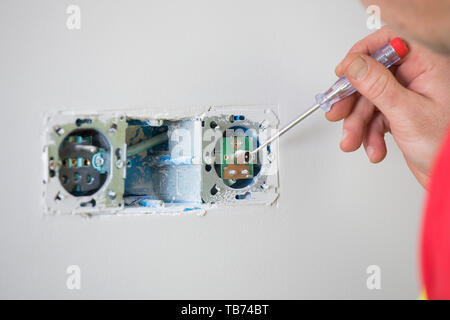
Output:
[395,42,444,92]
[342,53,415,120]
[327,28,422,165]
[325,94,357,122]
[340,96,375,152]
[335,27,402,76]
[329,28,414,127]
[363,112,388,163]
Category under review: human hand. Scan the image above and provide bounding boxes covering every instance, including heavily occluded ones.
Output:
[326,27,450,188]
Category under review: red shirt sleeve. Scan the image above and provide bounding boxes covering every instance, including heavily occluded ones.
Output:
[421,128,450,299]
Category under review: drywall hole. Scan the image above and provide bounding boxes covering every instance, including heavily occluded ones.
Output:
[75,118,92,127]
[210,121,218,129]
[210,185,219,195]
[235,192,251,200]
[80,199,96,207]
[44,106,279,215]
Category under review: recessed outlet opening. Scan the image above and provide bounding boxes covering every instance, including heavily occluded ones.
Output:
[58,128,110,196]
[213,126,261,189]
[44,106,279,215]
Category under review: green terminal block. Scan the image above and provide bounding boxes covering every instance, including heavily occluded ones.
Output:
[221,136,253,180]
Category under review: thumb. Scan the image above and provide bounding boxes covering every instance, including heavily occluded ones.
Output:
[343,53,413,119]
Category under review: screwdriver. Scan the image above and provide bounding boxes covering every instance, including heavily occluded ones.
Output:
[252,37,409,155]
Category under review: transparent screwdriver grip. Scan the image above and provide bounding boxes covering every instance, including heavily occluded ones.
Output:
[315,42,402,112]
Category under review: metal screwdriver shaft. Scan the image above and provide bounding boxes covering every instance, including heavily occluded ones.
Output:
[252,103,321,154]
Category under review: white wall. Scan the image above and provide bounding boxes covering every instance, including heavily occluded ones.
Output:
[0,0,423,299]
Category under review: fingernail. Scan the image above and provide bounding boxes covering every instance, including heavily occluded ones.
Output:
[341,129,348,143]
[346,56,368,80]
[366,146,374,160]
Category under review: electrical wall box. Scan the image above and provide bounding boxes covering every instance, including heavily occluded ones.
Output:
[42,106,279,216]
